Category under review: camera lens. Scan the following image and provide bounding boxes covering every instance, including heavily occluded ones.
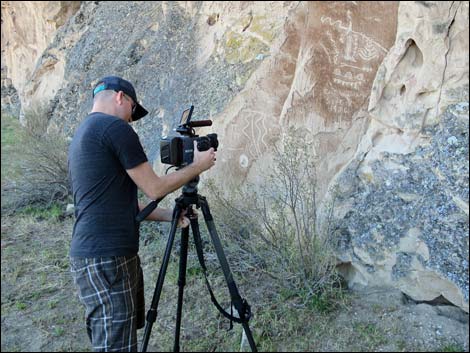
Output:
[207,133,219,151]
[197,137,211,151]
[196,134,218,152]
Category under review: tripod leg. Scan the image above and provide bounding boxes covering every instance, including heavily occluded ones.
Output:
[198,197,258,352]
[141,204,183,352]
[174,225,190,352]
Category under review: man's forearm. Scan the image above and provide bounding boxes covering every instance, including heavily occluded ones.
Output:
[127,143,215,202]
[153,163,202,200]
[138,203,173,222]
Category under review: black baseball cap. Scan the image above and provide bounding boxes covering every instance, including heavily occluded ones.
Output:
[93,76,148,121]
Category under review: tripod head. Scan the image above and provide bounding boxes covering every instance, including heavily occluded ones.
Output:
[182,176,200,196]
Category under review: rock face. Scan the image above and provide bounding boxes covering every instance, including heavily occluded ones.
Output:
[1,1,468,312]
[330,1,469,312]
[1,1,81,119]
[334,102,469,312]
[213,1,399,199]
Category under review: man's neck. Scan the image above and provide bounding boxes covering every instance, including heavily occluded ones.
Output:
[91,104,125,122]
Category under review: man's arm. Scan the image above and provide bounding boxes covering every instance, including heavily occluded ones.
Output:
[138,203,172,221]
[138,202,192,227]
[126,141,216,201]
[127,161,201,201]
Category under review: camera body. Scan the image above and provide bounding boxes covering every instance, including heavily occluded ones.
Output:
[160,134,218,167]
[160,106,218,167]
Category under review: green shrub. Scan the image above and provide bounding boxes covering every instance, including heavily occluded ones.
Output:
[20,202,63,220]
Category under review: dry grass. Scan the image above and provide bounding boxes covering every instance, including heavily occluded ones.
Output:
[1,213,88,352]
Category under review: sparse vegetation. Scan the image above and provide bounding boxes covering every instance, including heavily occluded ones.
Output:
[1,114,23,185]
[208,128,343,312]
[2,107,71,213]
[440,343,466,352]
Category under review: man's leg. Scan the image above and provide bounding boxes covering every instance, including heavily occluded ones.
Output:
[71,256,143,352]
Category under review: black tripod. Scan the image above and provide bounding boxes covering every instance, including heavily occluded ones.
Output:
[136,177,258,352]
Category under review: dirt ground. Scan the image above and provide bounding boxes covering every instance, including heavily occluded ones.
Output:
[1,213,468,352]
[318,285,469,352]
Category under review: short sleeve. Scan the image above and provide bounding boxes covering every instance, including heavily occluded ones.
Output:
[103,120,148,169]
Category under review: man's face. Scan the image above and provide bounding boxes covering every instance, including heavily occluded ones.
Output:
[117,91,136,123]
[123,93,136,122]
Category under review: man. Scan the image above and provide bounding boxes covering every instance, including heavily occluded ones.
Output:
[68,76,216,352]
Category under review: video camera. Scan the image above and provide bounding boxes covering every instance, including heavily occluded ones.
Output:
[160,106,218,167]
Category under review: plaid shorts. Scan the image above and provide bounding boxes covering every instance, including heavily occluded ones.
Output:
[70,255,145,352]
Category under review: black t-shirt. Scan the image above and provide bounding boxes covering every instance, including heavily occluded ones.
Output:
[68,112,148,257]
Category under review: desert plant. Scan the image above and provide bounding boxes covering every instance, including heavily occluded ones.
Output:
[209,127,341,306]
[3,104,71,210]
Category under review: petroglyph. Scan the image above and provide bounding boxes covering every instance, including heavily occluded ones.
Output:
[277,2,398,128]
[308,2,398,125]
[320,12,388,61]
[239,154,249,169]
[227,109,271,167]
[217,2,397,182]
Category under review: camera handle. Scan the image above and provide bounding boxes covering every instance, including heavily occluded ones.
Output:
[139,191,258,352]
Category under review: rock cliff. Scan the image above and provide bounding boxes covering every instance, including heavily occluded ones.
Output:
[1,1,468,312]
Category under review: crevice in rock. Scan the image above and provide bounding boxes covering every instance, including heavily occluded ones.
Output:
[401,292,456,307]
[435,2,459,119]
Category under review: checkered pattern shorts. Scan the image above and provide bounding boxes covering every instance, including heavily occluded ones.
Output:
[70,255,145,352]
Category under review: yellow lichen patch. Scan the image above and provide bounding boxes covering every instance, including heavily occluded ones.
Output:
[250,15,276,43]
[224,30,269,64]
[226,31,243,50]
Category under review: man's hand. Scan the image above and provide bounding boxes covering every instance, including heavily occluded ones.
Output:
[177,208,199,228]
[177,216,190,228]
[192,141,216,173]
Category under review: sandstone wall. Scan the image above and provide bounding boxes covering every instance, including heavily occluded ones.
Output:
[1,1,80,119]
[329,1,469,312]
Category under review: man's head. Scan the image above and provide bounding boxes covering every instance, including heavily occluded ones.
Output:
[92,76,148,123]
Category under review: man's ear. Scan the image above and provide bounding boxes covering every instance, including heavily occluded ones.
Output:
[115,91,124,105]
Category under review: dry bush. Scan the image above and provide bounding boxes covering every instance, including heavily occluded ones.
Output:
[208,128,341,305]
[4,105,71,210]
